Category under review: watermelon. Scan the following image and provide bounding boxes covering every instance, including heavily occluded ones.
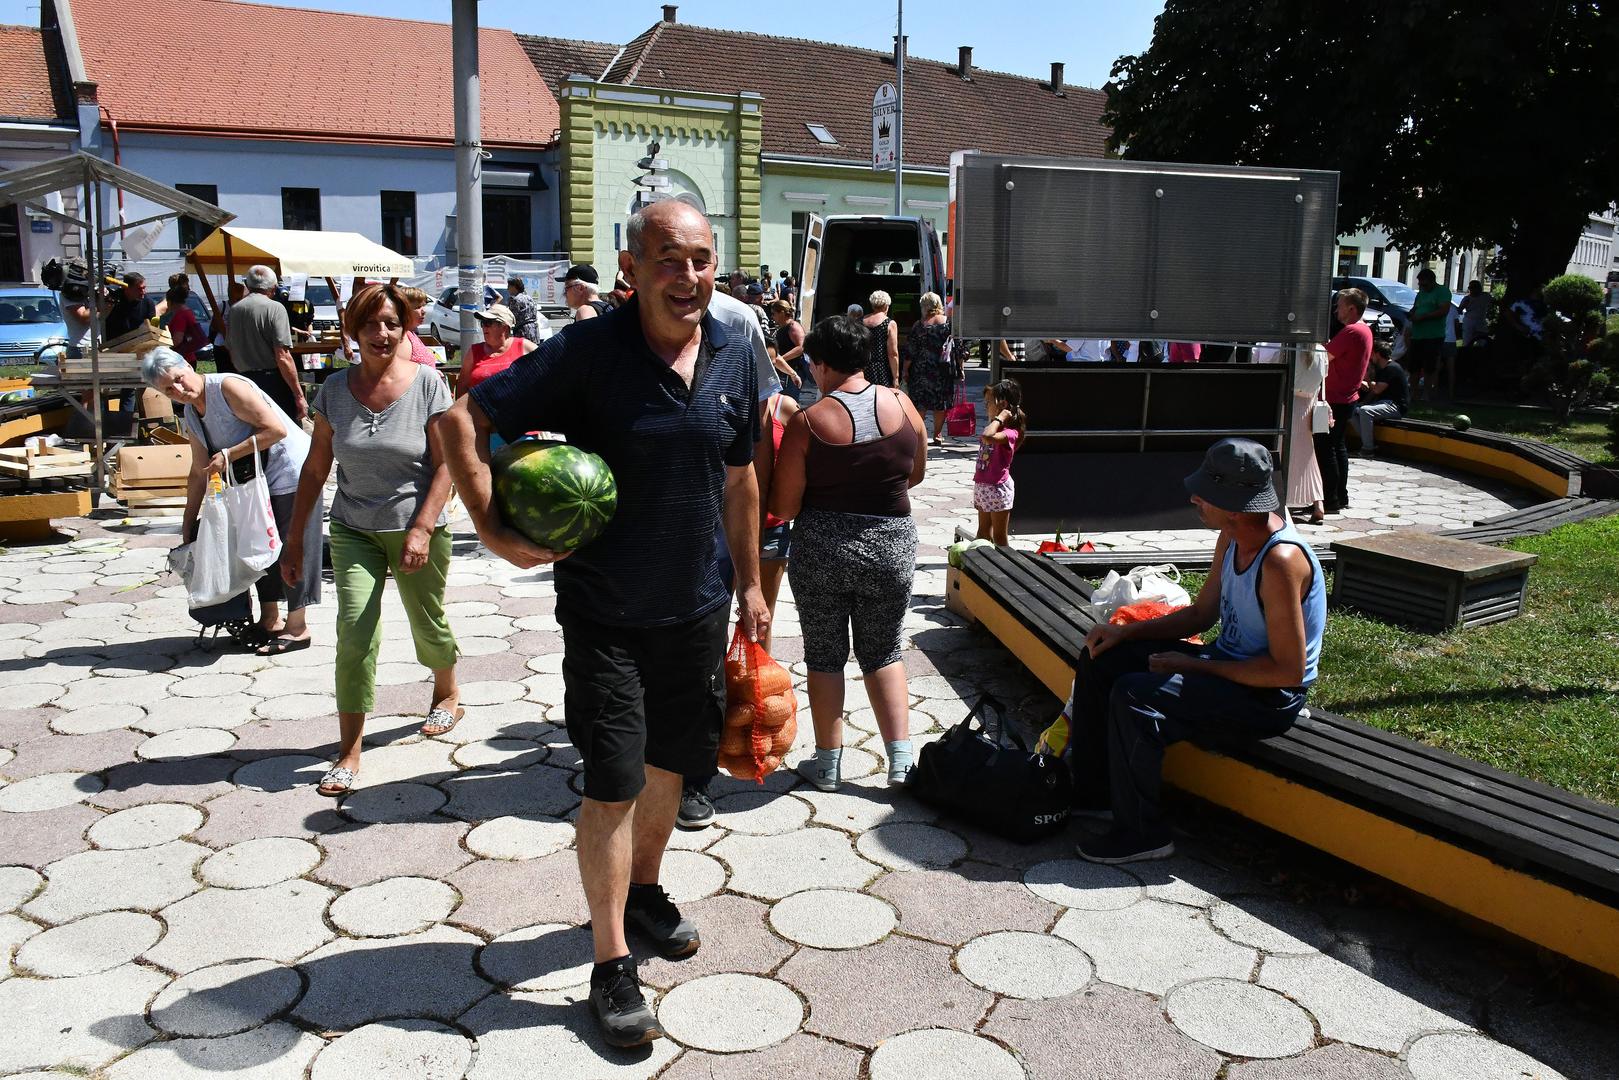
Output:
[491,439,618,552]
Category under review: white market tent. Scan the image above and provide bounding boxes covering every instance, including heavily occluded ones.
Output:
[186,227,415,281]
[185,227,416,360]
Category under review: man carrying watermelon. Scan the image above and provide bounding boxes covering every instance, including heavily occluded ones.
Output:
[440,200,770,1048]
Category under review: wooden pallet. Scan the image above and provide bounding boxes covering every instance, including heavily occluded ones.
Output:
[0,444,92,480]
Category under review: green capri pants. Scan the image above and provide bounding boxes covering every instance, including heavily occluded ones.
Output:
[330,520,458,713]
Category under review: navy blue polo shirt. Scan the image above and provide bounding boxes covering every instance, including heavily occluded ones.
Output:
[471,295,757,628]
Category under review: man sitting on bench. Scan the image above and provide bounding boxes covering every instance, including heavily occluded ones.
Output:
[1067,438,1328,864]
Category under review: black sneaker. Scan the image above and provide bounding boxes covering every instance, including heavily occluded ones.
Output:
[589,956,663,1048]
[1076,828,1175,864]
[676,784,715,830]
[625,882,700,958]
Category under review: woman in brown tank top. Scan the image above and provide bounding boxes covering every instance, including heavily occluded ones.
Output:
[769,315,927,794]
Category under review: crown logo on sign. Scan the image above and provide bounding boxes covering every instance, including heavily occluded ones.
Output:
[878,119,891,138]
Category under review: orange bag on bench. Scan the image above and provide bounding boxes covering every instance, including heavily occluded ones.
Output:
[718,625,797,783]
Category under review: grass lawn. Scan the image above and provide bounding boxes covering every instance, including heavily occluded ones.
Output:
[1175,514,1619,805]
[1406,400,1613,465]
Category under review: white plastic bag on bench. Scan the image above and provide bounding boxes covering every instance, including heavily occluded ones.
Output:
[1088,564,1190,619]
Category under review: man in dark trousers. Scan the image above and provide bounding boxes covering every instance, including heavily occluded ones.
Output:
[1064,439,1327,864]
[226,266,304,422]
[440,200,768,1048]
[1352,342,1408,453]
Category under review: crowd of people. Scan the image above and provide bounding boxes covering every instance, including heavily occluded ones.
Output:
[123,201,1345,1050]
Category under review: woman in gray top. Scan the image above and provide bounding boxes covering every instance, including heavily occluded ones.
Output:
[283,284,460,797]
[142,346,322,652]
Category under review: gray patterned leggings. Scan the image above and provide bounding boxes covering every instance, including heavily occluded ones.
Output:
[788,507,918,674]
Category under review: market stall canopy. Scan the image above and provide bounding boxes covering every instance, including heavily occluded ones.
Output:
[0,151,233,230]
[187,227,414,279]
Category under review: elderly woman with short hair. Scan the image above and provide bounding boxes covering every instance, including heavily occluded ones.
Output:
[903,291,958,445]
[285,283,461,797]
[142,345,321,652]
[861,289,900,388]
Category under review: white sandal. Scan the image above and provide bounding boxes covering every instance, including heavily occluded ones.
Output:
[317,766,356,797]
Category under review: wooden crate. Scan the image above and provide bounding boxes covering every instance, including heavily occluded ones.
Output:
[0,486,92,540]
[1330,532,1537,632]
[0,443,92,480]
[60,350,145,380]
[102,323,172,356]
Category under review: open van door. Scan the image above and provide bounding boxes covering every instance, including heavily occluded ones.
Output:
[797,213,824,327]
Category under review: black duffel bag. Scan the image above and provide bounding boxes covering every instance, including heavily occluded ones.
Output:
[906,695,1072,841]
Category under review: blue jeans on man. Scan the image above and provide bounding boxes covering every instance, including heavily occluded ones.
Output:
[1069,638,1306,843]
[1352,401,1402,451]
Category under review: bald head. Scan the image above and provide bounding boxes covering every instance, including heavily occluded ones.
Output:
[626,200,712,259]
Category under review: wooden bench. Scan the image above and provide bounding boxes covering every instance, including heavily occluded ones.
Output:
[1375,417,1587,498]
[950,544,1619,978]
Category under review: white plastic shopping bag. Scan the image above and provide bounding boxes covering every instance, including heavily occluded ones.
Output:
[1088,564,1191,619]
[173,487,239,607]
[224,437,281,573]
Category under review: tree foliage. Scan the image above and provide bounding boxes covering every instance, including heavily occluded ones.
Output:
[1103,2,1619,297]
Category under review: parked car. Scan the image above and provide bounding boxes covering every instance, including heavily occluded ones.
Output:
[304,279,341,335]
[1333,275,1417,334]
[1327,288,1396,344]
[0,287,68,363]
[427,285,503,351]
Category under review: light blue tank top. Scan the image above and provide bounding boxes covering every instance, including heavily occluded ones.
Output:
[1213,521,1326,686]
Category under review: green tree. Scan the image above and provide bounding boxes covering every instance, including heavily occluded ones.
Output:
[1104,2,1619,299]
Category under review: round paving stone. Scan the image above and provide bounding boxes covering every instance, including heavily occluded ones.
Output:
[311,1019,473,1080]
[168,673,253,698]
[1165,979,1315,1059]
[451,738,548,771]
[8,683,64,709]
[856,822,968,871]
[150,958,304,1037]
[768,889,895,949]
[1024,858,1144,911]
[16,911,164,977]
[715,789,811,835]
[479,923,595,991]
[200,837,322,889]
[1209,897,1332,955]
[254,694,337,721]
[464,815,573,860]
[458,680,525,706]
[0,771,103,813]
[661,849,728,902]
[8,589,73,605]
[1406,1031,1566,1080]
[657,973,801,1052]
[956,930,1093,1000]
[0,866,43,911]
[328,877,457,937]
[136,727,237,761]
[868,1028,1024,1080]
[340,782,447,823]
[88,803,204,849]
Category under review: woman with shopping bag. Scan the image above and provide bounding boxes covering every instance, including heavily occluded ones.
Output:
[283,283,461,798]
[143,346,321,652]
[901,292,959,445]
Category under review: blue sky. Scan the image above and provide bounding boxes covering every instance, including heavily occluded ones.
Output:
[3,0,1163,90]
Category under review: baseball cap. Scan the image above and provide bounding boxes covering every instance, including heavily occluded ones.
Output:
[474,303,515,328]
[1184,438,1280,514]
[556,264,599,286]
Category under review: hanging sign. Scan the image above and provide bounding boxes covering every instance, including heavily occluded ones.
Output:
[872,82,897,171]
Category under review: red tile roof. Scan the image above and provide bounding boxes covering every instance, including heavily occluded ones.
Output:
[0,25,68,123]
[592,22,1109,168]
[68,0,558,149]
[519,35,621,98]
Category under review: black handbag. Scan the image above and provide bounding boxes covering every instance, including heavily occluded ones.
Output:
[906,695,1073,841]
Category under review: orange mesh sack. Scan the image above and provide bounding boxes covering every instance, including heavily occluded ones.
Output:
[721,626,798,783]
[1110,601,1202,644]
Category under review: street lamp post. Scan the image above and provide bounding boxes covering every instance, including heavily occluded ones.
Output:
[895,0,904,216]
[451,0,483,354]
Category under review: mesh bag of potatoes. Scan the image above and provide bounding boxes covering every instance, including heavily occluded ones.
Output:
[719,626,797,782]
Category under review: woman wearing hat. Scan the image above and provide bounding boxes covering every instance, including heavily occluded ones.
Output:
[454,303,537,399]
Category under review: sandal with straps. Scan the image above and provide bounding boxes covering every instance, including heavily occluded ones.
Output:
[421,706,464,738]
[317,765,357,798]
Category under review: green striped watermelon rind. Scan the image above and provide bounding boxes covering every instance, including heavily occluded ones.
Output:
[492,439,618,553]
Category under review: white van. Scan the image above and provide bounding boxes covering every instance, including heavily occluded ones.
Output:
[797,215,945,334]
